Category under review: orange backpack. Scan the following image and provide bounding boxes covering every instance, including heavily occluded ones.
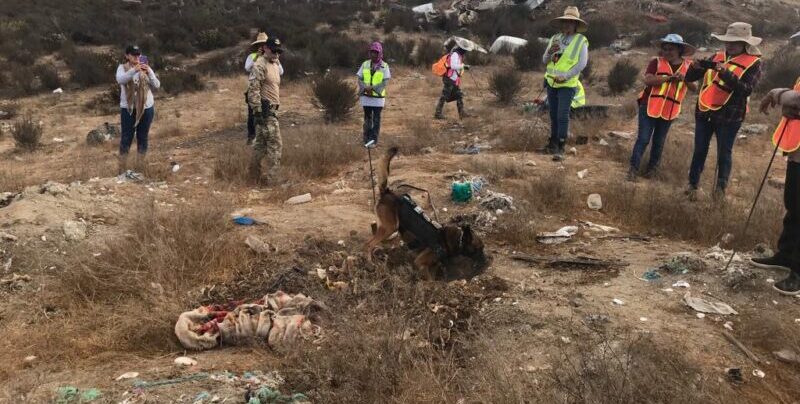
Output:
[431,54,449,77]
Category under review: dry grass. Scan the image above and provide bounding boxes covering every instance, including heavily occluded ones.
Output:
[468,155,523,182]
[12,115,43,152]
[213,141,251,185]
[282,124,362,180]
[392,116,448,154]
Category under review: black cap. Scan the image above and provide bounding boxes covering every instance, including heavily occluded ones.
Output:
[266,37,283,53]
[125,45,141,55]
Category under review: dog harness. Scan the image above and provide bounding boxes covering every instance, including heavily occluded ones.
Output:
[397,194,447,259]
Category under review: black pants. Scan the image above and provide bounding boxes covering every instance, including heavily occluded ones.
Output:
[363,106,382,144]
[777,161,800,274]
[246,92,255,142]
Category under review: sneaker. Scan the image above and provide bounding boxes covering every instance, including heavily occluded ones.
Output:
[750,255,792,271]
[552,149,565,162]
[773,271,800,296]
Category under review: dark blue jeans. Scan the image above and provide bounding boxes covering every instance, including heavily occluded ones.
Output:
[630,105,673,171]
[778,162,800,273]
[546,84,576,146]
[688,117,742,189]
[363,106,382,145]
[120,106,154,155]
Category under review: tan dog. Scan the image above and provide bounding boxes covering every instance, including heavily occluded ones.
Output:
[365,147,487,279]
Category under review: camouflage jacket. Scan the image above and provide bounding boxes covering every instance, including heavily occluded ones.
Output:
[247,56,281,112]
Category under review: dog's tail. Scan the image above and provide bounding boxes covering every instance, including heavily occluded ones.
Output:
[377,146,399,192]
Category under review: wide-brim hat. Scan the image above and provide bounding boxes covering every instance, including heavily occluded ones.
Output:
[266,36,283,53]
[250,32,268,47]
[652,34,696,56]
[444,36,488,53]
[551,6,588,33]
[711,22,762,55]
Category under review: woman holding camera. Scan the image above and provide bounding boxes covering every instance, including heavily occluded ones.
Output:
[115,44,160,173]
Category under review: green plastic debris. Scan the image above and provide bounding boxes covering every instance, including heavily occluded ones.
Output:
[55,386,101,403]
[247,386,308,404]
[451,181,472,203]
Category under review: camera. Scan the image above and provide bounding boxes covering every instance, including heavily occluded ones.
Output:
[698,59,717,70]
[138,55,149,65]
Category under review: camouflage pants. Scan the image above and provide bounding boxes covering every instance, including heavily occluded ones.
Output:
[434,77,464,118]
[249,115,282,181]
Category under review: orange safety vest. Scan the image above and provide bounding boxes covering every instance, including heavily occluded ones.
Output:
[772,77,800,153]
[698,51,760,112]
[641,57,692,120]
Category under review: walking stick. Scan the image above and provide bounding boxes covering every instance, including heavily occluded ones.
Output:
[722,123,789,272]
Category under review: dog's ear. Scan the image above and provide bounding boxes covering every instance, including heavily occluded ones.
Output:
[461,225,484,254]
[461,225,473,246]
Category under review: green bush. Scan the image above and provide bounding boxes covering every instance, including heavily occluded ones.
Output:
[280,52,310,81]
[757,46,800,93]
[513,39,546,71]
[489,69,523,105]
[382,36,415,65]
[414,39,443,67]
[36,65,62,90]
[383,8,417,34]
[160,69,205,95]
[312,73,357,123]
[608,60,639,95]
[195,50,242,77]
[67,50,119,88]
[12,115,43,152]
[311,35,366,72]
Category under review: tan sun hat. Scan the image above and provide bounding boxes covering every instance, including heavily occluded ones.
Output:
[711,22,762,55]
[551,6,588,33]
[250,32,268,47]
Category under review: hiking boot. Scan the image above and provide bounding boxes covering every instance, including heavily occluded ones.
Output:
[773,271,800,296]
[626,168,637,182]
[750,255,792,271]
[538,141,556,154]
[552,147,565,162]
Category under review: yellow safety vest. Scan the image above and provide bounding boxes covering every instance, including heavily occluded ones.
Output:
[545,33,588,89]
[571,81,586,108]
[362,60,388,98]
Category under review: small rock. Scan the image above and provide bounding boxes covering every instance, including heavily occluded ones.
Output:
[598,139,610,146]
[577,169,588,179]
[587,194,602,210]
[420,146,434,154]
[774,349,800,364]
[696,313,706,319]
[174,356,197,367]
[639,317,648,322]
[115,372,140,381]
[24,355,36,362]
[612,298,625,306]
[568,147,578,156]
[63,220,87,241]
[285,193,312,205]
[172,164,181,173]
[525,160,537,167]
[724,321,734,331]
[52,137,64,143]
[52,88,63,94]
[608,131,633,140]
[560,336,571,344]
[752,369,765,378]
[245,235,273,254]
[337,240,346,246]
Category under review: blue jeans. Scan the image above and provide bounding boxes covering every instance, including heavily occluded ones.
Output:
[630,105,672,171]
[546,84,576,146]
[120,107,155,155]
[688,117,742,189]
[363,106,382,144]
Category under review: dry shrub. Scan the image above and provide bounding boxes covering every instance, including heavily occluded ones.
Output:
[312,73,358,123]
[382,35,415,65]
[195,49,242,77]
[156,120,184,139]
[12,115,43,152]
[160,69,205,95]
[468,156,523,182]
[84,84,121,115]
[39,199,247,358]
[585,17,619,48]
[393,116,446,154]
[282,124,361,179]
[489,68,524,105]
[35,64,62,91]
[280,51,311,81]
[66,50,119,88]
[757,45,800,94]
[513,39,546,72]
[634,15,710,47]
[607,60,639,95]
[382,8,417,34]
[214,141,251,184]
[414,39,442,67]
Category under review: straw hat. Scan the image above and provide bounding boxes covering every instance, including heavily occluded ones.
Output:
[652,33,696,56]
[711,22,762,55]
[551,7,588,33]
[250,32,268,47]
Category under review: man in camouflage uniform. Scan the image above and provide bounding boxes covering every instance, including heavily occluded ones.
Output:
[247,34,284,184]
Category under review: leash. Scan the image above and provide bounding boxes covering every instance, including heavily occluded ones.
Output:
[722,123,788,272]
[366,143,377,207]
[521,85,548,167]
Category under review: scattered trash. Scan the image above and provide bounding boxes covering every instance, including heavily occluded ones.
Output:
[86,122,120,145]
[451,181,473,203]
[683,292,738,315]
[489,35,528,53]
[752,243,774,259]
[598,139,610,146]
[560,336,571,344]
[56,386,101,403]
[641,270,661,281]
[0,273,31,287]
[740,123,768,135]
[115,372,139,381]
[706,245,741,262]
[174,356,197,367]
[587,194,602,210]
[726,368,743,384]
[724,321,734,331]
[117,170,145,182]
[194,391,211,402]
[285,193,312,205]
[659,253,706,274]
[610,38,632,52]
[696,313,706,319]
[612,298,625,306]
[52,87,64,94]
[568,147,578,156]
[245,235,273,254]
[774,349,800,365]
[63,220,87,241]
[662,288,674,293]
[470,176,487,194]
[536,226,578,245]
[233,216,265,226]
[577,169,588,179]
[752,369,765,378]
[479,191,513,211]
[766,278,775,284]
[672,280,690,289]
[24,355,36,362]
[525,160,537,167]
[639,317,648,322]
[245,386,308,404]
[134,373,209,389]
[52,137,64,143]
[608,131,633,140]
[581,221,619,233]
[171,164,181,173]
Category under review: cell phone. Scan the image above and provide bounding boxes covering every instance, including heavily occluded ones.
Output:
[138,55,149,65]
[698,59,716,70]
